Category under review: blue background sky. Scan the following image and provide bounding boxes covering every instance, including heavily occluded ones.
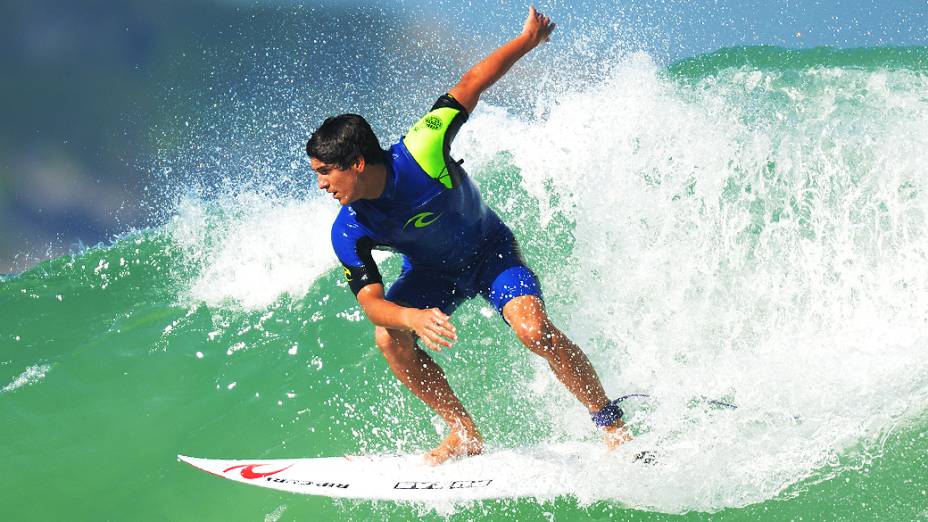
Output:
[0,0,925,273]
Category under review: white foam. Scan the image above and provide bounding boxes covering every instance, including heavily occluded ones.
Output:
[2,364,51,393]
[168,191,339,309]
[453,52,928,512]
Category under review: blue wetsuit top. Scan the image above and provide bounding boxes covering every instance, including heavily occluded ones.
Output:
[331,94,506,295]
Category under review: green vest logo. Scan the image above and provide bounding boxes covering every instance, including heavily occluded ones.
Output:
[424,116,443,130]
[404,211,441,230]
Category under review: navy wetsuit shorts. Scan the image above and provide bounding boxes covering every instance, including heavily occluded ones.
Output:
[385,226,542,317]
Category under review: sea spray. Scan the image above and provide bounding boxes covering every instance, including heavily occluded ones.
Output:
[3,46,928,520]
[445,47,928,511]
[166,190,340,310]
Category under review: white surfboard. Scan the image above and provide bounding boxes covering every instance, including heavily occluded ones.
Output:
[179,442,623,501]
[178,394,734,501]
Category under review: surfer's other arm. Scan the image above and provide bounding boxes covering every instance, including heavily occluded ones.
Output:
[356,284,457,352]
[449,6,556,113]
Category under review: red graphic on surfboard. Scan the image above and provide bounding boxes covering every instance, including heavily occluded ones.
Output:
[224,463,293,479]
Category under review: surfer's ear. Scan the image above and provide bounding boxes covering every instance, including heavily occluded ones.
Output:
[353,155,366,173]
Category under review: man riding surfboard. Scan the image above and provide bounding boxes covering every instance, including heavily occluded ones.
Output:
[306,6,631,465]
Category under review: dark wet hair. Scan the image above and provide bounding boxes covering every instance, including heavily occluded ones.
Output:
[305,114,384,168]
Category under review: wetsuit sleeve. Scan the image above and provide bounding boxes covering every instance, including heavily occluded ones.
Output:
[331,209,383,296]
[402,94,469,189]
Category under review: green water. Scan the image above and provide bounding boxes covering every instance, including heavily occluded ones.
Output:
[3,46,928,520]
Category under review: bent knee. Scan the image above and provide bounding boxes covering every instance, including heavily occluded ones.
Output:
[373,327,393,350]
[511,318,555,353]
[374,327,415,358]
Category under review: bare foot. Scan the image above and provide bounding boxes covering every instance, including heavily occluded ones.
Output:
[604,419,633,450]
[424,428,484,466]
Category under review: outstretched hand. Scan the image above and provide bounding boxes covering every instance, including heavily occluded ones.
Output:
[521,6,556,47]
[407,308,457,351]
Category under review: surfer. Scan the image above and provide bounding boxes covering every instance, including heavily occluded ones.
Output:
[306,6,631,465]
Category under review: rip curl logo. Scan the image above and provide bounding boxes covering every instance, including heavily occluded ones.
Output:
[404,211,441,230]
[424,116,442,130]
[223,463,293,480]
[343,267,353,281]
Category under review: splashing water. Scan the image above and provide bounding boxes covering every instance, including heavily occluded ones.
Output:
[3,46,928,520]
[453,48,928,511]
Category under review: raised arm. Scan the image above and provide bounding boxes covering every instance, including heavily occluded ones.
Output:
[449,6,556,113]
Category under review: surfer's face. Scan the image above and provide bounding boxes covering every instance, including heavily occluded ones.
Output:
[310,157,360,205]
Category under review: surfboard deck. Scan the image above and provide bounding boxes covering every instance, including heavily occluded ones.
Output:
[179,442,625,501]
[178,394,735,501]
